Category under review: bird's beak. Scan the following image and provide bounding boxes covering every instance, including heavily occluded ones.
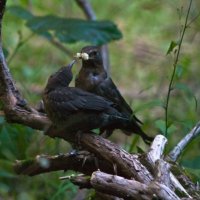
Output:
[68,59,76,70]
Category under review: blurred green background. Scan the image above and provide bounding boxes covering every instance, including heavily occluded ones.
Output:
[0,0,200,199]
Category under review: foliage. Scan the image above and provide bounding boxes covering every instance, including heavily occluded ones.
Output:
[8,5,122,45]
[0,0,200,199]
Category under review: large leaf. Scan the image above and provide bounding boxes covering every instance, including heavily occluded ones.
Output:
[8,6,122,45]
[8,5,33,20]
[26,15,122,45]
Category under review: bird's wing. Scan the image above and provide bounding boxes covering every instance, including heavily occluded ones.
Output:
[47,87,113,112]
[97,78,142,124]
[97,78,133,113]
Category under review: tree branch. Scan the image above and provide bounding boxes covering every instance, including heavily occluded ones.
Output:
[14,152,115,177]
[91,171,180,200]
[49,38,74,58]
[144,135,190,197]
[168,122,200,162]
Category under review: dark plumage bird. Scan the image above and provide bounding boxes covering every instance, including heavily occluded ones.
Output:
[75,46,153,143]
[42,60,136,135]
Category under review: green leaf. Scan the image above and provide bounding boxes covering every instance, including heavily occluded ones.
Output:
[166,40,178,55]
[8,5,33,20]
[155,120,177,136]
[155,119,166,135]
[8,6,122,45]
[167,124,177,136]
[26,15,122,45]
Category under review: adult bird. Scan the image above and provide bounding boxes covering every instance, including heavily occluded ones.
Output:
[42,60,136,136]
[75,46,153,143]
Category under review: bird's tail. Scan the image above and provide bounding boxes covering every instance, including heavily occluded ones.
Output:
[123,119,154,145]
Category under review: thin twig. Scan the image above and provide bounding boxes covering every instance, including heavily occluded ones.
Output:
[7,33,34,65]
[165,0,193,136]
[187,12,200,27]
[49,38,73,57]
[75,0,96,20]
[168,122,200,162]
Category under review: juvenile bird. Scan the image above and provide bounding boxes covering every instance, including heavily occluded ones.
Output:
[75,46,153,143]
[42,60,136,135]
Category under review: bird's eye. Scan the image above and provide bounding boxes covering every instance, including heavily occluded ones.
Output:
[90,51,98,56]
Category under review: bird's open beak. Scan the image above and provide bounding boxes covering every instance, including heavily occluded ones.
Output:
[68,59,76,70]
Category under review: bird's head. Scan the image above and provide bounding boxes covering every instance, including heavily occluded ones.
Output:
[75,46,103,66]
[45,60,76,92]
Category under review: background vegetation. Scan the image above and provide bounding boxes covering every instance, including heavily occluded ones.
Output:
[0,0,200,199]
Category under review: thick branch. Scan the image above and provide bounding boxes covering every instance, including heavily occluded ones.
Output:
[14,152,115,176]
[145,135,190,197]
[168,122,200,162]
[0,0,50,130]
[91,171,180,200]
[47,129,153,182]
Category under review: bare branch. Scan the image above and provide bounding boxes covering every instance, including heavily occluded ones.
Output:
[14,152,115,176]
[91,171,180,200]
[154,159,172,189]
[168,122,200,162]
[49,38,74,58]
[145,135,191,198]
[147,134,167,163]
